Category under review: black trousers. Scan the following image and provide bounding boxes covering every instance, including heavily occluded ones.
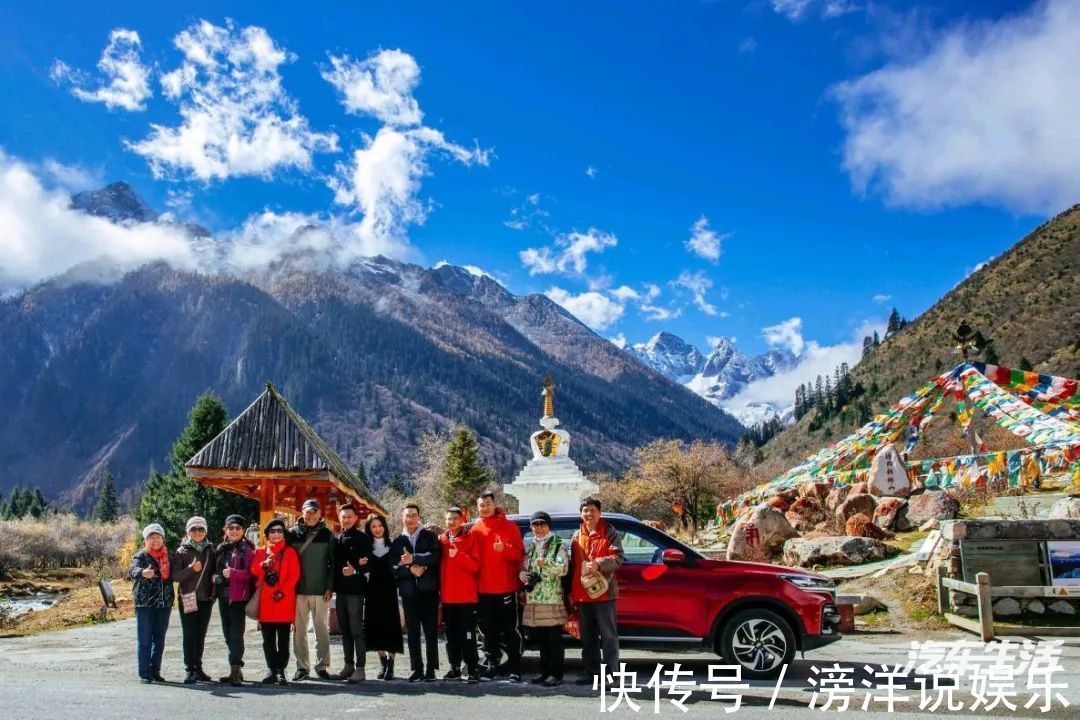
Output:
[478,592,522,675]
[442,602,480,672]
[217,598,247,667]
[178,599,214,672]
[528,625,565,680]
[261,622,291,672]
[578,600,619,678]
[401,593,439,672]
[337,594,366,666]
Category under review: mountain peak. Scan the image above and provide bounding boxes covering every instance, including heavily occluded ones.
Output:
[71,181,159,223]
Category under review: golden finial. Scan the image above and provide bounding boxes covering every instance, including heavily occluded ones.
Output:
[542,375,555,418]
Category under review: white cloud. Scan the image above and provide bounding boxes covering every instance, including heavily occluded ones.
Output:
[671,270,717,315]
[772,0,858,21]
[38,159,102,191]
[51,29,153,111]
[832,0,1080,214]
[323,50,490,254]
[585,165,597,179]
[520,227,617,276]
[127,20,338,181]
[738,38,757,54]
[328,126,488,254]
[707,335,737,348]
[219,210,416,273]
[609,332,628,349]
[872,293,892,304]
[762,316,806,355]
[545,286,624,331]
[726,319,883,411]
[0,150,196,289]
[684,215,728,262]
[320,49,423,126]
[502,191,550,231]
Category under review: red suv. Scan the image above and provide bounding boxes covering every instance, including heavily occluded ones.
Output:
[509,512,841,679]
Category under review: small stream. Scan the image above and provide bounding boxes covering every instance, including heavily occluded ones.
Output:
[2,592,63,617]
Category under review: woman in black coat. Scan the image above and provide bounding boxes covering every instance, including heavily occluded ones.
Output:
[364,515,403,680]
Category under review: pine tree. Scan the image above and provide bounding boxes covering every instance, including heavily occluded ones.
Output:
[885,308,903,337]
[862,335,873,358]
[442,424,494,510]
[873,330,881,347]
[91,470,120,523]
[135,391,257,543]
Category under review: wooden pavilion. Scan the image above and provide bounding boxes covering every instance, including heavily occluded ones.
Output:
[185,382,385,530]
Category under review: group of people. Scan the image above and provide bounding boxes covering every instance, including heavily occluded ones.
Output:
[130,493,625,688]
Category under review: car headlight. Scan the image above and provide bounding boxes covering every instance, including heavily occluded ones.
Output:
[779,573,836,594]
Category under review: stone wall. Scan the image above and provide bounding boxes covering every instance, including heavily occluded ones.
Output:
[940,519,1080,619]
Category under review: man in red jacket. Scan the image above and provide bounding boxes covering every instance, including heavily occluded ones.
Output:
[439,507,481,683]
[471,491,525,682]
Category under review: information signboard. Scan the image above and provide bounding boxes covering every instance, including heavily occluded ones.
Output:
[960,540,1045,586]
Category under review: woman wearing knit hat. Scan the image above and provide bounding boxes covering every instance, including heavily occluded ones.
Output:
[251,518,301,685]
[130,523,175,683]
[214,514,256,686]
[173,516,217,685]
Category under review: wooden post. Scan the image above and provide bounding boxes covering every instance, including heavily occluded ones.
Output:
[976,572,994,642]
[260,479,278,533]
[936,564,948,615]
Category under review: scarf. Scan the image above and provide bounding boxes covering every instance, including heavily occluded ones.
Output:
[188,537,210,553]
[372,538,390,558]
[145,543,170,581]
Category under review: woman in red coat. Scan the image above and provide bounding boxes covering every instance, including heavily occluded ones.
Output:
[250,518,300,686]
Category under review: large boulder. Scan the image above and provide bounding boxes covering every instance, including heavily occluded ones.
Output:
[825,484,852,511]
[726,505,799,560]
[767,495,790,512]
[1047,496,1080,520]
[873,497,911,532]
[868,445,912,498]
[846,512,895,540]
[798,482,831,502]
[836,493,878,523]
[783,536,898,568]
[905,490,960,526]
[786,496,827,533]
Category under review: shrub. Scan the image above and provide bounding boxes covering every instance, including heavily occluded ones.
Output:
[0,514,135,579]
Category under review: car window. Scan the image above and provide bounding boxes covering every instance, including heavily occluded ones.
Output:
[618,528,665,565]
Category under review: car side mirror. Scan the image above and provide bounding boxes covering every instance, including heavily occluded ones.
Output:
[661,549,686,565]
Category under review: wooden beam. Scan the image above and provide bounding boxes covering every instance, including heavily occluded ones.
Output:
[187,468,331,482]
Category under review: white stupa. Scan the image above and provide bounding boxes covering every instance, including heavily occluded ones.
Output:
[504,376,598,515]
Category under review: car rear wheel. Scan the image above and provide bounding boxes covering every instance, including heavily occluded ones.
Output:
[718,608,795,680]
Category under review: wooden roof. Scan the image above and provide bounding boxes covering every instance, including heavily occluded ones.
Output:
[185,383,384,513]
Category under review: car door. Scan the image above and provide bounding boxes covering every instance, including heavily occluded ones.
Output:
[611,521,710,640]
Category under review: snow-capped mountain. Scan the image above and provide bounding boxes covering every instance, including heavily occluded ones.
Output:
[627,332,797,427]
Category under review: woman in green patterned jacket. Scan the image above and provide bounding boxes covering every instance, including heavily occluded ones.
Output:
[519,511,569,686]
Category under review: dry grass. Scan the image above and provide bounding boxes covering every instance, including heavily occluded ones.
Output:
[839,566,951,635]
[1,573,133,636]
[0,515,134,579]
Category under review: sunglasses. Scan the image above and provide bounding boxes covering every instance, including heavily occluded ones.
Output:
[226,524,244,531]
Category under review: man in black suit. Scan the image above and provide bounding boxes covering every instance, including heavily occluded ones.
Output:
[390,503,442,682]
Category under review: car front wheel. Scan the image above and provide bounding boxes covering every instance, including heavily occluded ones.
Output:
[718,608,795,680]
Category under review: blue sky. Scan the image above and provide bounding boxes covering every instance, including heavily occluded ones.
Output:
[1,0,1076,371]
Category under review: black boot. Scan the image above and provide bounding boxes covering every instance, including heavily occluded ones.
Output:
[260,670,277,684]
[384,656,395,681]
[276,670,289,686]
[183,670,198,685]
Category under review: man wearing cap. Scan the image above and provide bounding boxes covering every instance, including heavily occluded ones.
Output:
[286,498,337,681]
[174,516,217,684]
[214,513,256,685]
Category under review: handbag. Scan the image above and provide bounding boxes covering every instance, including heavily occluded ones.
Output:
[244,586,261,620]
[577,531,610,600]
[180,548,209,614]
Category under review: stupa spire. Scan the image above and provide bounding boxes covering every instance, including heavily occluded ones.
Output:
[542,375,555,418]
